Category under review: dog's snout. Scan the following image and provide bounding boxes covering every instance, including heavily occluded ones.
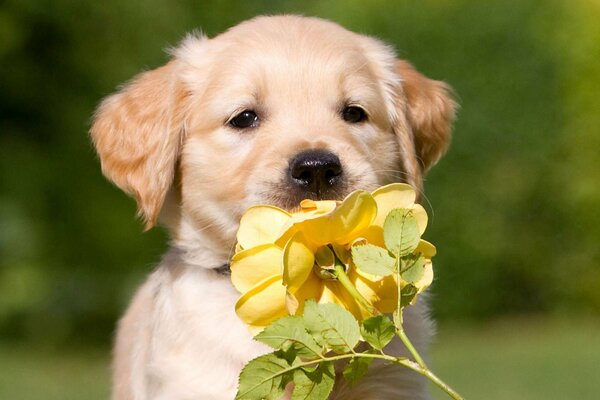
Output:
[289,149,343,196]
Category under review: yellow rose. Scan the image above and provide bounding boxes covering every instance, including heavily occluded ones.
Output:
[231,183,435,332]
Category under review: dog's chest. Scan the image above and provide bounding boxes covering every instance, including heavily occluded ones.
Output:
[146,267,270,399]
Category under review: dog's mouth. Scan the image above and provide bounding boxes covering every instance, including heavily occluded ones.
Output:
[255,149,356,211]
[262,180,353,212]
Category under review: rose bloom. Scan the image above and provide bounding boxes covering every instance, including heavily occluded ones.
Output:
[231,184,435,332]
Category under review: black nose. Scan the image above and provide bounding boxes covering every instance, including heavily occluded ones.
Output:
[289,149,343,196]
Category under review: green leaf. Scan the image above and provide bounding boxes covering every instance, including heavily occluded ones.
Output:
[360,315,396,350]
[292,362,335,400]
[342,357,373,387]
[255,316,323,360]
[351,244,397,276]
[401,255,426,284]
[302,300,360,354]
[400,284,418,307]
[236,352,296,400]
[383,208,420,257]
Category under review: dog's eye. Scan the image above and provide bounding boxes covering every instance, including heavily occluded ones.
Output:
[342,106,367,123]
[229,110,259,129]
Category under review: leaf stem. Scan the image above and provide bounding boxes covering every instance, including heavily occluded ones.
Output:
[333,262,379,316]
[416,365,465,400]
[395,257,403,327]
[396,328,427,369]
[293,352,463,400]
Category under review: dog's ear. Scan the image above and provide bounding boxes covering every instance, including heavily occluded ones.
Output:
[396,60,457,172]
[91,60,188,230]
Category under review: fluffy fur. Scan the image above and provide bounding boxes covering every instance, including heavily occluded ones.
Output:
[91,15,456,400]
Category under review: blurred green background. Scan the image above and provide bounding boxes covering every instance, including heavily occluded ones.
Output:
[1,0,599,398]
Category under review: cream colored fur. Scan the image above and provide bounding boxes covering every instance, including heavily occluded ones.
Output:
[91,15,456,400]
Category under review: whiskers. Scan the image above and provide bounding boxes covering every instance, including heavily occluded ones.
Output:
[370,168,435,222]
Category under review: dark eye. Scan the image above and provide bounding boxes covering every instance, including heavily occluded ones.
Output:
[342,106,367,123]
[229,110,259,129]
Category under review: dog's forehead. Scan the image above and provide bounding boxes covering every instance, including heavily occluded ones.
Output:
[211,16,372,82]
[177,16,395,127]
[218,15,362,51]
[197,20,381,110]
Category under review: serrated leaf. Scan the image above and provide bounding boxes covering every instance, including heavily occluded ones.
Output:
[255,316,323,360]
[351,244,397,276]
[302,300,360,354]
[401,255,426,284]
[400,284,418,307]
[360,315,396,350]
[236,352,296,400]
[383,209,420,257]
[342,357,373,387]
[292,362,335,400]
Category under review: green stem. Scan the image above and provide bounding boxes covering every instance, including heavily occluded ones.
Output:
[396,328,427,369]
[299,353,463,400]
[330,256,463,399]
[417,366,465,400]
[333,262,379,316]
[395,257,403,327]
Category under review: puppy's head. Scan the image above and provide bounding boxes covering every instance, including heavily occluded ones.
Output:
[91,16,456,266]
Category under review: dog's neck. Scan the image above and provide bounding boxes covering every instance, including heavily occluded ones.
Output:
[167,214,236,273]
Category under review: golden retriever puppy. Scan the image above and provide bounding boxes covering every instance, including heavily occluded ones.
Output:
[91,15,456,400]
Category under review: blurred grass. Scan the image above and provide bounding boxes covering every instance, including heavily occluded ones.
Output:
[0,343,109,400]
[430,317,600,400]
[1,317,598,399]
[1,0,600,346]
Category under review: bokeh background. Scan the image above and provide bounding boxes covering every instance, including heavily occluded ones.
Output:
[1,0,599,398]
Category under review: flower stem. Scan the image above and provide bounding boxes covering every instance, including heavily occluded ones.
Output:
[396,327,427,369]
[296,352,464,400]
[332,262,379,316]
[332,257,463,399]
[417,366,465,400]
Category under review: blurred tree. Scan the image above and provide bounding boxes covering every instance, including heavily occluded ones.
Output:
[0,0,598,347]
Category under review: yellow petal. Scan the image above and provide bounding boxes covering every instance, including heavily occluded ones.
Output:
[234,242,243,254]
[298,199,337,215]
[331,243,351,265]
[319,281,348,307]
[235,274,287,326]
[230,244,283,293]
[415,261,434,294]
[328,280,367,320]
[317,279,374,321]
[283,231,315,294]
[415,239,437,258]
[410,204,429,234]
[236,205,291,249]
[285,272,323,315]
[349,267,398,314]
[300,199,317,210]
[277,200,338,247]
[352,225,385,247]
[296,191,377,244]
[371,183,417,227]
[291,200,337,224]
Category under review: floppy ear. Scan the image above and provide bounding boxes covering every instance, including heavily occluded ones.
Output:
[396,60,457,172]
[90,60,188,230]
